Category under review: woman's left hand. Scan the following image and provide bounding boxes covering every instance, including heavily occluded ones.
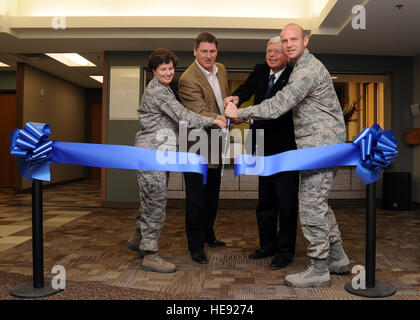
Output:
[213,115,227,131]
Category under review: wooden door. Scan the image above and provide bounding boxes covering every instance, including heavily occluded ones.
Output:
[0,93,17,187]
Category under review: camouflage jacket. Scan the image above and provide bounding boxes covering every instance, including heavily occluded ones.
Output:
[135,76,214,151]
[238,49,346,149]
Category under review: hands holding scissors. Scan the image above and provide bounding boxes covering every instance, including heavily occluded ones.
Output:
[223,96,241,123]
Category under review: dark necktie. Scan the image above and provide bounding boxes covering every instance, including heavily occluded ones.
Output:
[265,74,275,97]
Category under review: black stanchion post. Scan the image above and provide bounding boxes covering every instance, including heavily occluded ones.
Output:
[344,182,396,297]
[366,182,376,288]
[10,179,63,298]
[32,179,44,288]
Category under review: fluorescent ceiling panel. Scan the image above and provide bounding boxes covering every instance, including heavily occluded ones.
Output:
[90,75,103,83]
[46,53,96,67]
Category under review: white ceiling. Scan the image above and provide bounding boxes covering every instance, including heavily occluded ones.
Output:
[310,0,420,56]
[0,0,419,88]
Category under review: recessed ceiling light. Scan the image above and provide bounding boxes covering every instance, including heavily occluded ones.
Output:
[45,53,96,67]
[0,62,10,67]
[90,75,103,83]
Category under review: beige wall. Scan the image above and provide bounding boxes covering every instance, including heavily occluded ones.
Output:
[166,167,382,200]
[413,54,420,203]
[22,65,85,188]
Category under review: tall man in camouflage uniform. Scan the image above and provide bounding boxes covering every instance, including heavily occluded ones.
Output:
[225,23,351,288]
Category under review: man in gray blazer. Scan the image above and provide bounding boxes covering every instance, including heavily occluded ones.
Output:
[225,23,351,288]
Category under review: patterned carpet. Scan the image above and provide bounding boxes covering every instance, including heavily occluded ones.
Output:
[0,180,419,301]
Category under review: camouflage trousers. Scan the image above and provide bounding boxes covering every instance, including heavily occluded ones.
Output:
[299,168,342,260]
[135,170,169,252]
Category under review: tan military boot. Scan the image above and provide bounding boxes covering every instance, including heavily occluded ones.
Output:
[124,229,142,255]
[141,253,176,273]
[284,259,331,288]
[328,241,351,274]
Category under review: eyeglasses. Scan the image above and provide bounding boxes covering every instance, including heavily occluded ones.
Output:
[266,49,282,55]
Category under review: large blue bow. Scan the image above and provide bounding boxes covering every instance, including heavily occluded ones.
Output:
[10,122,53,181]
[352,124,398,184]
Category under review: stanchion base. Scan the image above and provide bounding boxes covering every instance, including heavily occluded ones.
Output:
[10,280,63,298]
[345,281,396,298]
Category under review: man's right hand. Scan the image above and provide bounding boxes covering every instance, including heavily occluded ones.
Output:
[223,96,239,106]
[225,102,239,119]
[223,97,242,124]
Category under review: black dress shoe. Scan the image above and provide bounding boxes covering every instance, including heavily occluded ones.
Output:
[191,251,208,264]
[206,239,226,247]
[248,247,275,259]
[269,256,292,270]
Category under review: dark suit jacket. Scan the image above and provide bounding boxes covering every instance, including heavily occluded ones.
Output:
[232,63,296,156]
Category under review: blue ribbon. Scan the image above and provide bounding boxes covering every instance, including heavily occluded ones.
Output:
[10,122,209,183]
[234,124,398,185]
[10,122,398,185]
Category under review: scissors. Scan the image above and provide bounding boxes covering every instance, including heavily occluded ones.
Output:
[221,103,232,177]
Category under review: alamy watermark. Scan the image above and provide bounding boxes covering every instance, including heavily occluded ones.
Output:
[351,264,366,290]
[51,264,66,290]
[352,5,366,30]
[154,122,265,174]
[51,16,66,30]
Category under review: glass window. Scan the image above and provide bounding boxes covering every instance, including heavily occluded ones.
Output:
[333,74,391,141]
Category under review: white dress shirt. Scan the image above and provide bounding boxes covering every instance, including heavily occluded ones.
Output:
[269,66,286,84]
[195,60,225,115]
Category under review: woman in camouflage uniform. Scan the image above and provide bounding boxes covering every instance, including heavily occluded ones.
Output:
[125,48,226,273]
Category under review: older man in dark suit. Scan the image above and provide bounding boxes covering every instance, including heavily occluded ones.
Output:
[224,36,299,270]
